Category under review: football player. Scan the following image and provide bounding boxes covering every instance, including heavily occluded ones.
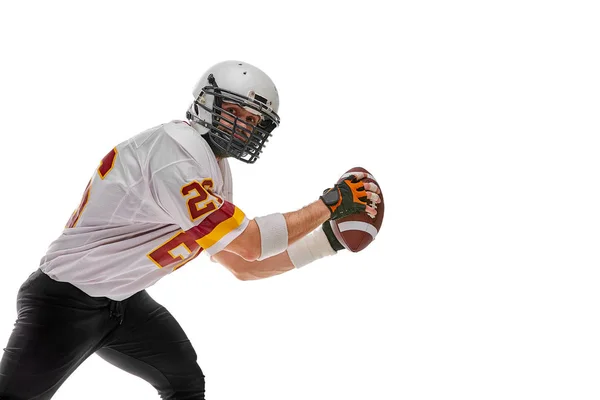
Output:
[0,60,380,399]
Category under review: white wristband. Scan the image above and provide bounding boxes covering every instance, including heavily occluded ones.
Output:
[287,226,337,269]
[255,213,289,260]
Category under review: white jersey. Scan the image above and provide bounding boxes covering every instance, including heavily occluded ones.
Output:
[40,120,248,301]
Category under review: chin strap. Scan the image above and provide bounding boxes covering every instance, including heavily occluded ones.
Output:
[185,110,229,159]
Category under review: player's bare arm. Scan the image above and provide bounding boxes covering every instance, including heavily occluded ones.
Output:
[222,199,330,261]
[212,200,331,279]
[213,173,380,278]
[212,249,294,280]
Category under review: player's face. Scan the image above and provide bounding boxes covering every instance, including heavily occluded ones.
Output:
[220,102,261,142]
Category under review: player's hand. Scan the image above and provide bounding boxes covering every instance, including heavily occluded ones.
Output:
[320,172,381,220]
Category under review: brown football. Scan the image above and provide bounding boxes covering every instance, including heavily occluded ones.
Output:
[329,167,384,252]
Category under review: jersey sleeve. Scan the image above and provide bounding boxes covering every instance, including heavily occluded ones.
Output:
[149,160,249,255]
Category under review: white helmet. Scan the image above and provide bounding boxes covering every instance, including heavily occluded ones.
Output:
[186,60,280,163]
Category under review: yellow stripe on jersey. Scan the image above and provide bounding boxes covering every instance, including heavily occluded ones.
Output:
[195,206,246,250]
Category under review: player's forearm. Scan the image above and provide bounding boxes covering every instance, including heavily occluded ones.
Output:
[212,250,295,281]
[283,199,330,245]
[225,199,330,261]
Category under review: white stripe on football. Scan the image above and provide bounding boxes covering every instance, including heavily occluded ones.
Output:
[337,221,378,239]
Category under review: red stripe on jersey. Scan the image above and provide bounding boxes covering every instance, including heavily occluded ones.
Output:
[186,201,236,238]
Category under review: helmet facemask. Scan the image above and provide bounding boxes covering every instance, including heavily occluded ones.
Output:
[188,74,280,164]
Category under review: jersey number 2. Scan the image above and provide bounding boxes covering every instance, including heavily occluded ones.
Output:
[181,179,223,221]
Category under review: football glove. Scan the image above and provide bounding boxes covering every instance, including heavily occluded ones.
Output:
[321,172,381,220]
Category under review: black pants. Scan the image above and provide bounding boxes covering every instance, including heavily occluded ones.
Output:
[0,269,205,399]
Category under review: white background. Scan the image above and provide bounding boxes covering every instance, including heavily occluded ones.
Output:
[0,1,599,399]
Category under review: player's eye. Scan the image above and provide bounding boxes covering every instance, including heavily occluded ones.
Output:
[246,116,257,124]
[226,107,237,115]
